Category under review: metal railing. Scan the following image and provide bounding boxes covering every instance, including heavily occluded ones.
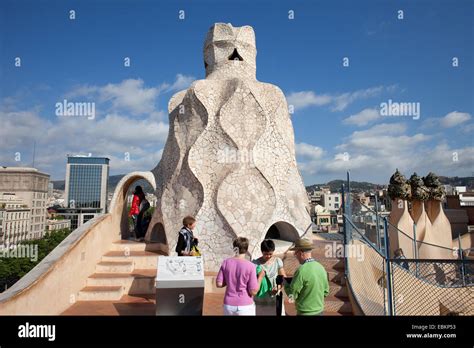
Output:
[341,174,474,316]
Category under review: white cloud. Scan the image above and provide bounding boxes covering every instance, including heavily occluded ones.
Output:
[0,107,169,173]
[286,91,332,110]
[165,74,196,92]
[64,85,99,99]
[462,123,474,134]
[348,123,407,137]
[99,79,159,115]
[332,86,385,111]
[0,76,172,179]
[286,85,397,113]
[295,142,325,160]
[343,108,380,126]
[296,123,449,182]
[63,74,195,117]
[0,110,47,150]
[297,119,474,184]
[440,111,471,128]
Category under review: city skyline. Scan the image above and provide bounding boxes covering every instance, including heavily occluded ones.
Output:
[1,0,473,184]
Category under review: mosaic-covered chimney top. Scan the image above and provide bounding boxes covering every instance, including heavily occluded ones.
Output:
[204,23,257,80]
[147,23,311,271]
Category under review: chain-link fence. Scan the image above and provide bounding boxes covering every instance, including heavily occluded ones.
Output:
[342,183,474,316]
[345,229,388,315]
[390,259,474,315]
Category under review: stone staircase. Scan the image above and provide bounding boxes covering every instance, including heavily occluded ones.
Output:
[77,240,160,301]
[281,238,353,316]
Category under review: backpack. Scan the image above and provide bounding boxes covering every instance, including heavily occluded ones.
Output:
[139,199,150,212]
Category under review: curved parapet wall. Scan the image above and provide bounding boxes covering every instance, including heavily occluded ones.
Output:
[347,241,473,316]
[0,214,117,315]
[346,241,387,315]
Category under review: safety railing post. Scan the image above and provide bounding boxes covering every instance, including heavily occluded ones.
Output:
[341,183,349,282]
[374,194,381,250]
[457,230,466,286]
[383,217,394,316]
[413,223,418,277]
[346,171,352,241]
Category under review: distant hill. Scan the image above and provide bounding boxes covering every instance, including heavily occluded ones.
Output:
[52,174,473,194]
[306,176,474,193]
[306,180,384,193]
[438,176,474,190]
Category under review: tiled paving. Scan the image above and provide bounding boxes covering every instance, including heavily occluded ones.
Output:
[62,292,347,316]
[62,235,352,316]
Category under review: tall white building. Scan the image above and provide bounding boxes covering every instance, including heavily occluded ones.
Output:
[0,167,49,241]
[323,192,342,212]
[0,194,31,248]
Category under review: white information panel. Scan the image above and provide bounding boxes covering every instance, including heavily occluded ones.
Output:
[155,256,204,289]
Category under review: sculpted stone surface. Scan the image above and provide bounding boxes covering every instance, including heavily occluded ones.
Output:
[388,169,411,200]
[421,172,453,259]
[409,172,431,249]
[146,23,311,271]
[388,170,414,258]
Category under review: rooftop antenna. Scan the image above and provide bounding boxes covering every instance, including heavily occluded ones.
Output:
[32,140,36,168]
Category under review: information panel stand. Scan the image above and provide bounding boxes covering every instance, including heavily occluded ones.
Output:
[155,256,204,316]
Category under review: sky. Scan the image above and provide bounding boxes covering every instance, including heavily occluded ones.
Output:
[0,0,473,184]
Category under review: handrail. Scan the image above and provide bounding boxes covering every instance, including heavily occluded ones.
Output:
[390,260,473,289]
[389,258,474,263]
[387,219,456,252]
[350,197,459,253]
[343,214,386,259]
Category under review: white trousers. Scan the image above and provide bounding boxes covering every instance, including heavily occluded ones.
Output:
[223,303,256,316]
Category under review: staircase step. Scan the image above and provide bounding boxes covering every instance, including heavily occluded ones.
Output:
[96,261,134,273]
[78,286,123,301]
[87,269,156,295]
[317,258,345,271]
[327,270,346,285]
[328,284,349,299]
[324,299,352,314]
[102,251,159,269]
[110,240,147,252]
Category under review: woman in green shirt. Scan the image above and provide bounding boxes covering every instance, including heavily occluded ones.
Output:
[253,240,287,315]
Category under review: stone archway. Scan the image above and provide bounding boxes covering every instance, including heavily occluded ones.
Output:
[258,221,302,256]
[109,171,156,240]
[264,221,300,242]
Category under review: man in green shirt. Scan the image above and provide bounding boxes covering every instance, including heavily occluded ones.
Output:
[284,238,329,315]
